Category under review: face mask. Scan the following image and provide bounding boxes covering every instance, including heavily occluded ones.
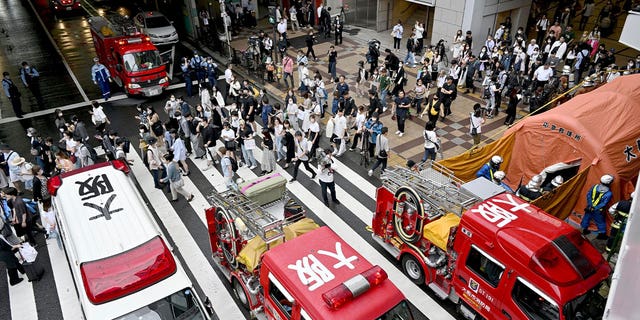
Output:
[58,113,63,117]
[481,49,486,52]
[171,97,176,102]
[139,129,145,133]
[371,118,377,122]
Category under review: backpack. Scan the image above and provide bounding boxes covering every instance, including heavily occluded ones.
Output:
[227,156,238,172]
[22,198,38,216]
[82,143,98,163]
[122,137,131,153]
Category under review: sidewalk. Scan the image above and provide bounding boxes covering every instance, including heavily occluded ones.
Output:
[192,21,526,167]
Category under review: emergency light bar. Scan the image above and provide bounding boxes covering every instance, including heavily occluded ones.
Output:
[47,159,131,196]
[81,236,177,304]
[322,266,388,309]
[118,38,143,45]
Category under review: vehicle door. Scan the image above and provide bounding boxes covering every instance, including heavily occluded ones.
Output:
[502,275,561,320]
[263,272,295,320]
[453,239,507,319]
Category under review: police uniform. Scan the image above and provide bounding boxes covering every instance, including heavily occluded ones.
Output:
[181,62,193,97]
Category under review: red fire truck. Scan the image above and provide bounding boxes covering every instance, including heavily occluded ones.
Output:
[204,173,413,319]
[372,164,611,320]
[88,15,169,97]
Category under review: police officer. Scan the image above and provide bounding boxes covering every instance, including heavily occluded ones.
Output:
[581,174,614,240]
[91,57,112,101]
[606,192,634,253]
[180,57,193,97]
[516,175,543,202]
[205,57,218,89]
[190,52,206,85]
[2,72,24,118]
[19,61,44,107]
[493,171,514,193]
[476,155,503,181]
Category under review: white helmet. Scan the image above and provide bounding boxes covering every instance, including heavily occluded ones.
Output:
[600,174,614,185]
[551,175,564,187]
[491,155,503,165]
[494,171,506,181]
[531,174,543,187]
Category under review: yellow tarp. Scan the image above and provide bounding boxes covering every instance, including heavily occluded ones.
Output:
[423,213,461,251]
[531,165,591,220]
[236,218,319,272]
[437,132,517,183]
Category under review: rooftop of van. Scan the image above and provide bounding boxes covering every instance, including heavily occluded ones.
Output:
[51,162,161,263]
[262,226,404,320]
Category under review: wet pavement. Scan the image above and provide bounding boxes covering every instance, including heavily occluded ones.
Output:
[0,0,84,116]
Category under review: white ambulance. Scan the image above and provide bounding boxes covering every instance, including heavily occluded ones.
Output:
[48,160,212,320]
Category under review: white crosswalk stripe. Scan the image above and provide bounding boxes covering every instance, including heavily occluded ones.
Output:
[1,140,456,320]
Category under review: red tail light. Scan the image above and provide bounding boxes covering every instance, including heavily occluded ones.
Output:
[111,159,130,174]
[47,175,63,197]
[322,266,388,309]
[81,236,176,304]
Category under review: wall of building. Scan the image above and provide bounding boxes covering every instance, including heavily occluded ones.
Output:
[431,0,531,54]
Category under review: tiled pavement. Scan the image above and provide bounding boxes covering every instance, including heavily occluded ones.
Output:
[204,7,637,167]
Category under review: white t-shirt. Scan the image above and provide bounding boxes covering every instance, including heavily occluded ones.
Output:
[354,113,366,130]
[423,130,437,149]
[224,68,233,84]
[221,128,235,141]
[333,115,347,137]
[534,66,554,81]
[470,115,484,134]
[42,208,57,233]
[392,24,403,39]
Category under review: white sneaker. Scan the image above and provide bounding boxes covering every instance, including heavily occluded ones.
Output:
[399,132,404,137]
[368,170,373,176]
[395,130,401,135]
[249,165,257,170]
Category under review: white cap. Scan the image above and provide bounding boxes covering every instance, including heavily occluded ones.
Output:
[601,174,614,185]
[552,175,564,187]
[494,171,506,181]
[491,155,503,165]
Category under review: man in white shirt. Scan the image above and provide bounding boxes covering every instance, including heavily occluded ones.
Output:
[316,4,323,25]
[392,20,403,51]
[317,148,340,206]
[526,39,539,56]
[533,62,554,88]
[224,64,233,97]
[414,21,424,52]
[548,37,567,62]
[289,131,316,183]
[277,18,288,45]
[331,109,347,157]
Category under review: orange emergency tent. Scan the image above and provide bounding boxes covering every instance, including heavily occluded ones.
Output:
[439,74,640,223]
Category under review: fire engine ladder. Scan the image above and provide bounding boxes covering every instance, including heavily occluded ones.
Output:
[381,162,478,219]
[207,190,285,245]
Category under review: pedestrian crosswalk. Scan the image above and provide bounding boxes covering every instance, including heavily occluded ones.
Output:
[0,138,457,320]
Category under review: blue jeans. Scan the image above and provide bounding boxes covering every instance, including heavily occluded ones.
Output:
[404,52,415,66]
[380,89,388,108]
[581,209,607,234]
[370,156,387,174]
[275,135,285,160]
[422,147,436,162]
[328,62,336,81]
[283,72,294,88]
[241,144,258,168]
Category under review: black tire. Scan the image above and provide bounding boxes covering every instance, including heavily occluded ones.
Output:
[232,278,250,310]
[401,254,425,285]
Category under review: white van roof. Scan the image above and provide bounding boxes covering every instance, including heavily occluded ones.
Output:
[52,163,160,263]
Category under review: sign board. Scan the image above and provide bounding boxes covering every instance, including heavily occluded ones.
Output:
[620,11,640,51]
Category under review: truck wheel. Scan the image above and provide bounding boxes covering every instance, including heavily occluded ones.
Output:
[401,254,425,285]
[232,278,250,310]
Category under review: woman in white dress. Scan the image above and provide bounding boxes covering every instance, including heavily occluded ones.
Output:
[452,29,465,59]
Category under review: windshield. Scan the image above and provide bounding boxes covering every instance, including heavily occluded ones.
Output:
[122,51,162,72]
[563,281,607,320]
[115,288,206,320]
[376,300,414,320]
[146,16,171,28]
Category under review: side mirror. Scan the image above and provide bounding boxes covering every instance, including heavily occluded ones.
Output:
[203,297,214,316]
[116,64,123,72]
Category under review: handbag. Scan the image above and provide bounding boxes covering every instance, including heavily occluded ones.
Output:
[172,178,185,188]
[19,242,38,263]
[244,138,256,150]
